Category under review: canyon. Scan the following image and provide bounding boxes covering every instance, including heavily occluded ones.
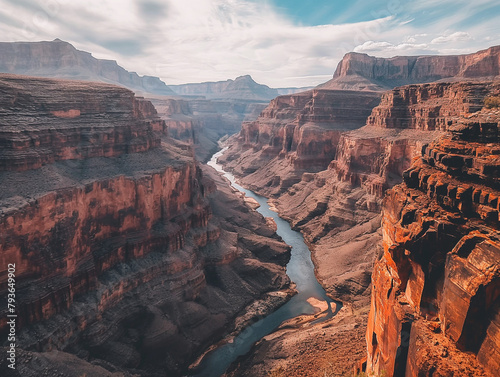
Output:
[218,47,500,376]
[0,74,292,376]
[1,41,500,377]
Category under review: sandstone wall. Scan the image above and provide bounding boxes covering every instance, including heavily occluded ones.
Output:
[365,84,500,377]
[220,89,381,196]
[0,74,164,171]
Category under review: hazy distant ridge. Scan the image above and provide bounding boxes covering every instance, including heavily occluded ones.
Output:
[0,39,175,95]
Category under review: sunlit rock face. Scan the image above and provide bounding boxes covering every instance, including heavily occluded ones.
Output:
[0,74,291,376]
[366,81,500,377]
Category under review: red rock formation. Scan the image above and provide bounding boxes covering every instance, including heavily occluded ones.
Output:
[220,89,381,196]
[148,95,268,161]
[0,74,291,376]
[149,97,201,141]
[365,83,500,377]
[320,45,500,91]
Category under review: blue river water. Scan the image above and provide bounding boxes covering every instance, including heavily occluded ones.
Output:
[189,148,339,377]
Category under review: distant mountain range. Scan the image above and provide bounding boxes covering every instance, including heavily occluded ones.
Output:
[4,39,497,99]
[0,39,301,100]
[319,45,500,91]
[168,75,280,100]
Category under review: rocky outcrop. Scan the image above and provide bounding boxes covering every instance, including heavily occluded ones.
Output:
[320,45,500,91]
[0,74,291,376]
[149,96,202,142]
[333,81,492,197]
[169,75,279,101]
[0,39,175,95]
[365,83,500,377]
[220,89,381,197]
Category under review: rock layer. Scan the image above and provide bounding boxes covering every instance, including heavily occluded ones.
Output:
[220,89,381,197]
[149,95,268,161]
[365,82,500,377]
[0,74,291,376]
[0,74,163,171]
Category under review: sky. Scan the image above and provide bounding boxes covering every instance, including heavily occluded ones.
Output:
[1,0,500,87]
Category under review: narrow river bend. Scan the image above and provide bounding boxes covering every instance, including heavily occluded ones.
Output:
[190,148,340,377]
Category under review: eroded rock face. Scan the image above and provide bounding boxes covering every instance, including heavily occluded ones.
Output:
[320,45,500,91]
[365,82,500,377]
[220,89,381,197]
[0,74,291,377]
[220,85,442,307]
[148,95,269,161]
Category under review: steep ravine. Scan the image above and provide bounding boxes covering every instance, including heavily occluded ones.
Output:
[188,148,338,377]
[0,74,292,377]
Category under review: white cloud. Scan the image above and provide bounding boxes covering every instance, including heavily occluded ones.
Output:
[354,40,432,55]
[0,0,498,87]
[431,31,472,44]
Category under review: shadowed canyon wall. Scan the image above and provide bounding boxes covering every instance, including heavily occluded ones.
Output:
[149,95,268,162]
[0,74,291,376]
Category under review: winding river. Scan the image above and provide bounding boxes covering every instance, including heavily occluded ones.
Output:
[190,148,340,377]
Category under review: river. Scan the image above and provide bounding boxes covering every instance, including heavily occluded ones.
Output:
[189,147,339,377]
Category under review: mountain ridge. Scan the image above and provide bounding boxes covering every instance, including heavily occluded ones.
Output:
[0,39,175,95]
[319,45,500,91]
[168,74,280,100]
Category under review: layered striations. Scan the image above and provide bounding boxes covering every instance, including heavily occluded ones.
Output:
[365,82,500,377]
[0,74,291,377]
[0,74,163,171]
[149,95,268,161]
[218,78,500,376]
[220,89,382,197]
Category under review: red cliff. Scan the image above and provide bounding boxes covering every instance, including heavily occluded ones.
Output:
[220,89,381,196]
[365,82,500,377]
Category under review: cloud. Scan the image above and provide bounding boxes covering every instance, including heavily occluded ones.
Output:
[431,31,472,44]
[354,41,433,55]
[0,0,498,87]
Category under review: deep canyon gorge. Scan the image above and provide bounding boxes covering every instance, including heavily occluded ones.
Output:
[0,40,500,377]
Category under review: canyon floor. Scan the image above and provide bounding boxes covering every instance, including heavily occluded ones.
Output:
[225,304,368,377]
